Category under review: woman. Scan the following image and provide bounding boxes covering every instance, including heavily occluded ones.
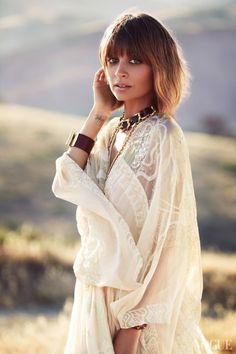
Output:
[52,11,213,354]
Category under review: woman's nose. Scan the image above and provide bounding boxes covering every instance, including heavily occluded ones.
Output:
[115,63,128,78]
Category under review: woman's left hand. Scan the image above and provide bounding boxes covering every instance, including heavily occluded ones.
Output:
[113,328,141,354]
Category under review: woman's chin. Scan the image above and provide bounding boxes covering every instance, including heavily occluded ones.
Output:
[113,93,131,102]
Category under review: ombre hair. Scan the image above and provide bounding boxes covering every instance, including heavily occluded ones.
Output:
[99,11,191,117]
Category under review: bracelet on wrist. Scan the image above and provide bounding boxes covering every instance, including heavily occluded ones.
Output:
[65,132,95,154]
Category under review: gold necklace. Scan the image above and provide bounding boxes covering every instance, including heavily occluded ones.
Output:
[105,108,157,181]
[105,124,137,181]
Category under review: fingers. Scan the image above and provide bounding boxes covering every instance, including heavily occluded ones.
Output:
[94,68,108,83]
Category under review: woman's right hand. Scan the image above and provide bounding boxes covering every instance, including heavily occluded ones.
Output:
[113,328,140,354]
[92,67,123,119]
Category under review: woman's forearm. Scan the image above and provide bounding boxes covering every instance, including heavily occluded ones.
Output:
[113,328,142,354]
[67,106,111,170]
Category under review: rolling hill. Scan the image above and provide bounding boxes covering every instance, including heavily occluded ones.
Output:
[0,103,235,251]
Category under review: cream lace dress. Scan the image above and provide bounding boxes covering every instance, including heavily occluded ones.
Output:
[52,114,213,354]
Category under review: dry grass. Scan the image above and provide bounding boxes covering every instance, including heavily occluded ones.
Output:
[202,250,236,276]
[0,301,235,353]
[0,244,235,353]
[0,224,79,308]
[186,132,236,220]
[0,300,71,354]
[0,223,79,265]
[0,103,85,236]
[201,312,236,353]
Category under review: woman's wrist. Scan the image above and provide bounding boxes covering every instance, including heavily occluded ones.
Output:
[79,106,110,140]
[91,105,112,121]
[120,324,147,334]
[131,324,147,330]
[65,106,111,169]
[120,328,142,339]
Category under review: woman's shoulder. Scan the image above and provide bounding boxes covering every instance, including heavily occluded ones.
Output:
[107,115,120,127]
[150,113,185,141]
[101,113,185,144]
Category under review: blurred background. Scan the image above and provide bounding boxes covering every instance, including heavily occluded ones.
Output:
[0,0,236,353]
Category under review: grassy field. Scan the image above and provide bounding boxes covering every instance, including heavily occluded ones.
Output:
[0,103,85,238]
[1,303,234,354]
[0,227,235,353]
[0,103,236,250]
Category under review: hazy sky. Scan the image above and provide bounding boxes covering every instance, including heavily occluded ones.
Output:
[0,0,232,20]
[0,0,234,57]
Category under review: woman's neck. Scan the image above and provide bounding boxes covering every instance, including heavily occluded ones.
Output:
[123,100,154,119]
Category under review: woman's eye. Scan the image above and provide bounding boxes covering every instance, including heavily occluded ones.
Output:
[130,59,142,64]
[107,58,117,64]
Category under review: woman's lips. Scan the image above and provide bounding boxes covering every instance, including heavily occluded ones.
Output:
[114,84,132,91]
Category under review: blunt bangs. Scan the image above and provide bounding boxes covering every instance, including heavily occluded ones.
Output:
[100,19,151,66]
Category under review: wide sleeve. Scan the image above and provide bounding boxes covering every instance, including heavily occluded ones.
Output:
[52,117,117,199]
[51,118,144,291]
[110,119,203,334]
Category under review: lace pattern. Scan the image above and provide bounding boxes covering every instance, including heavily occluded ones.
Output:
[124,126,152,171]
[64,152,106,200]
[119,303,171,328]
[104,156,148,236]
[122,116,164,205]
[139,325,161,354]
[73,235,105,286]
[52,115,214,354]
[54,152,144,287]
[73,207,144,287]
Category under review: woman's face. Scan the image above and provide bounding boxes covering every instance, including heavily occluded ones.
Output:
[105,53,154,108]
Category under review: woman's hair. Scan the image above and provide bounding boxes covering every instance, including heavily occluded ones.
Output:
[99,11,191,117]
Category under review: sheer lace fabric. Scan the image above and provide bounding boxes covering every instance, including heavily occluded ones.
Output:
[52,114,213,353]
